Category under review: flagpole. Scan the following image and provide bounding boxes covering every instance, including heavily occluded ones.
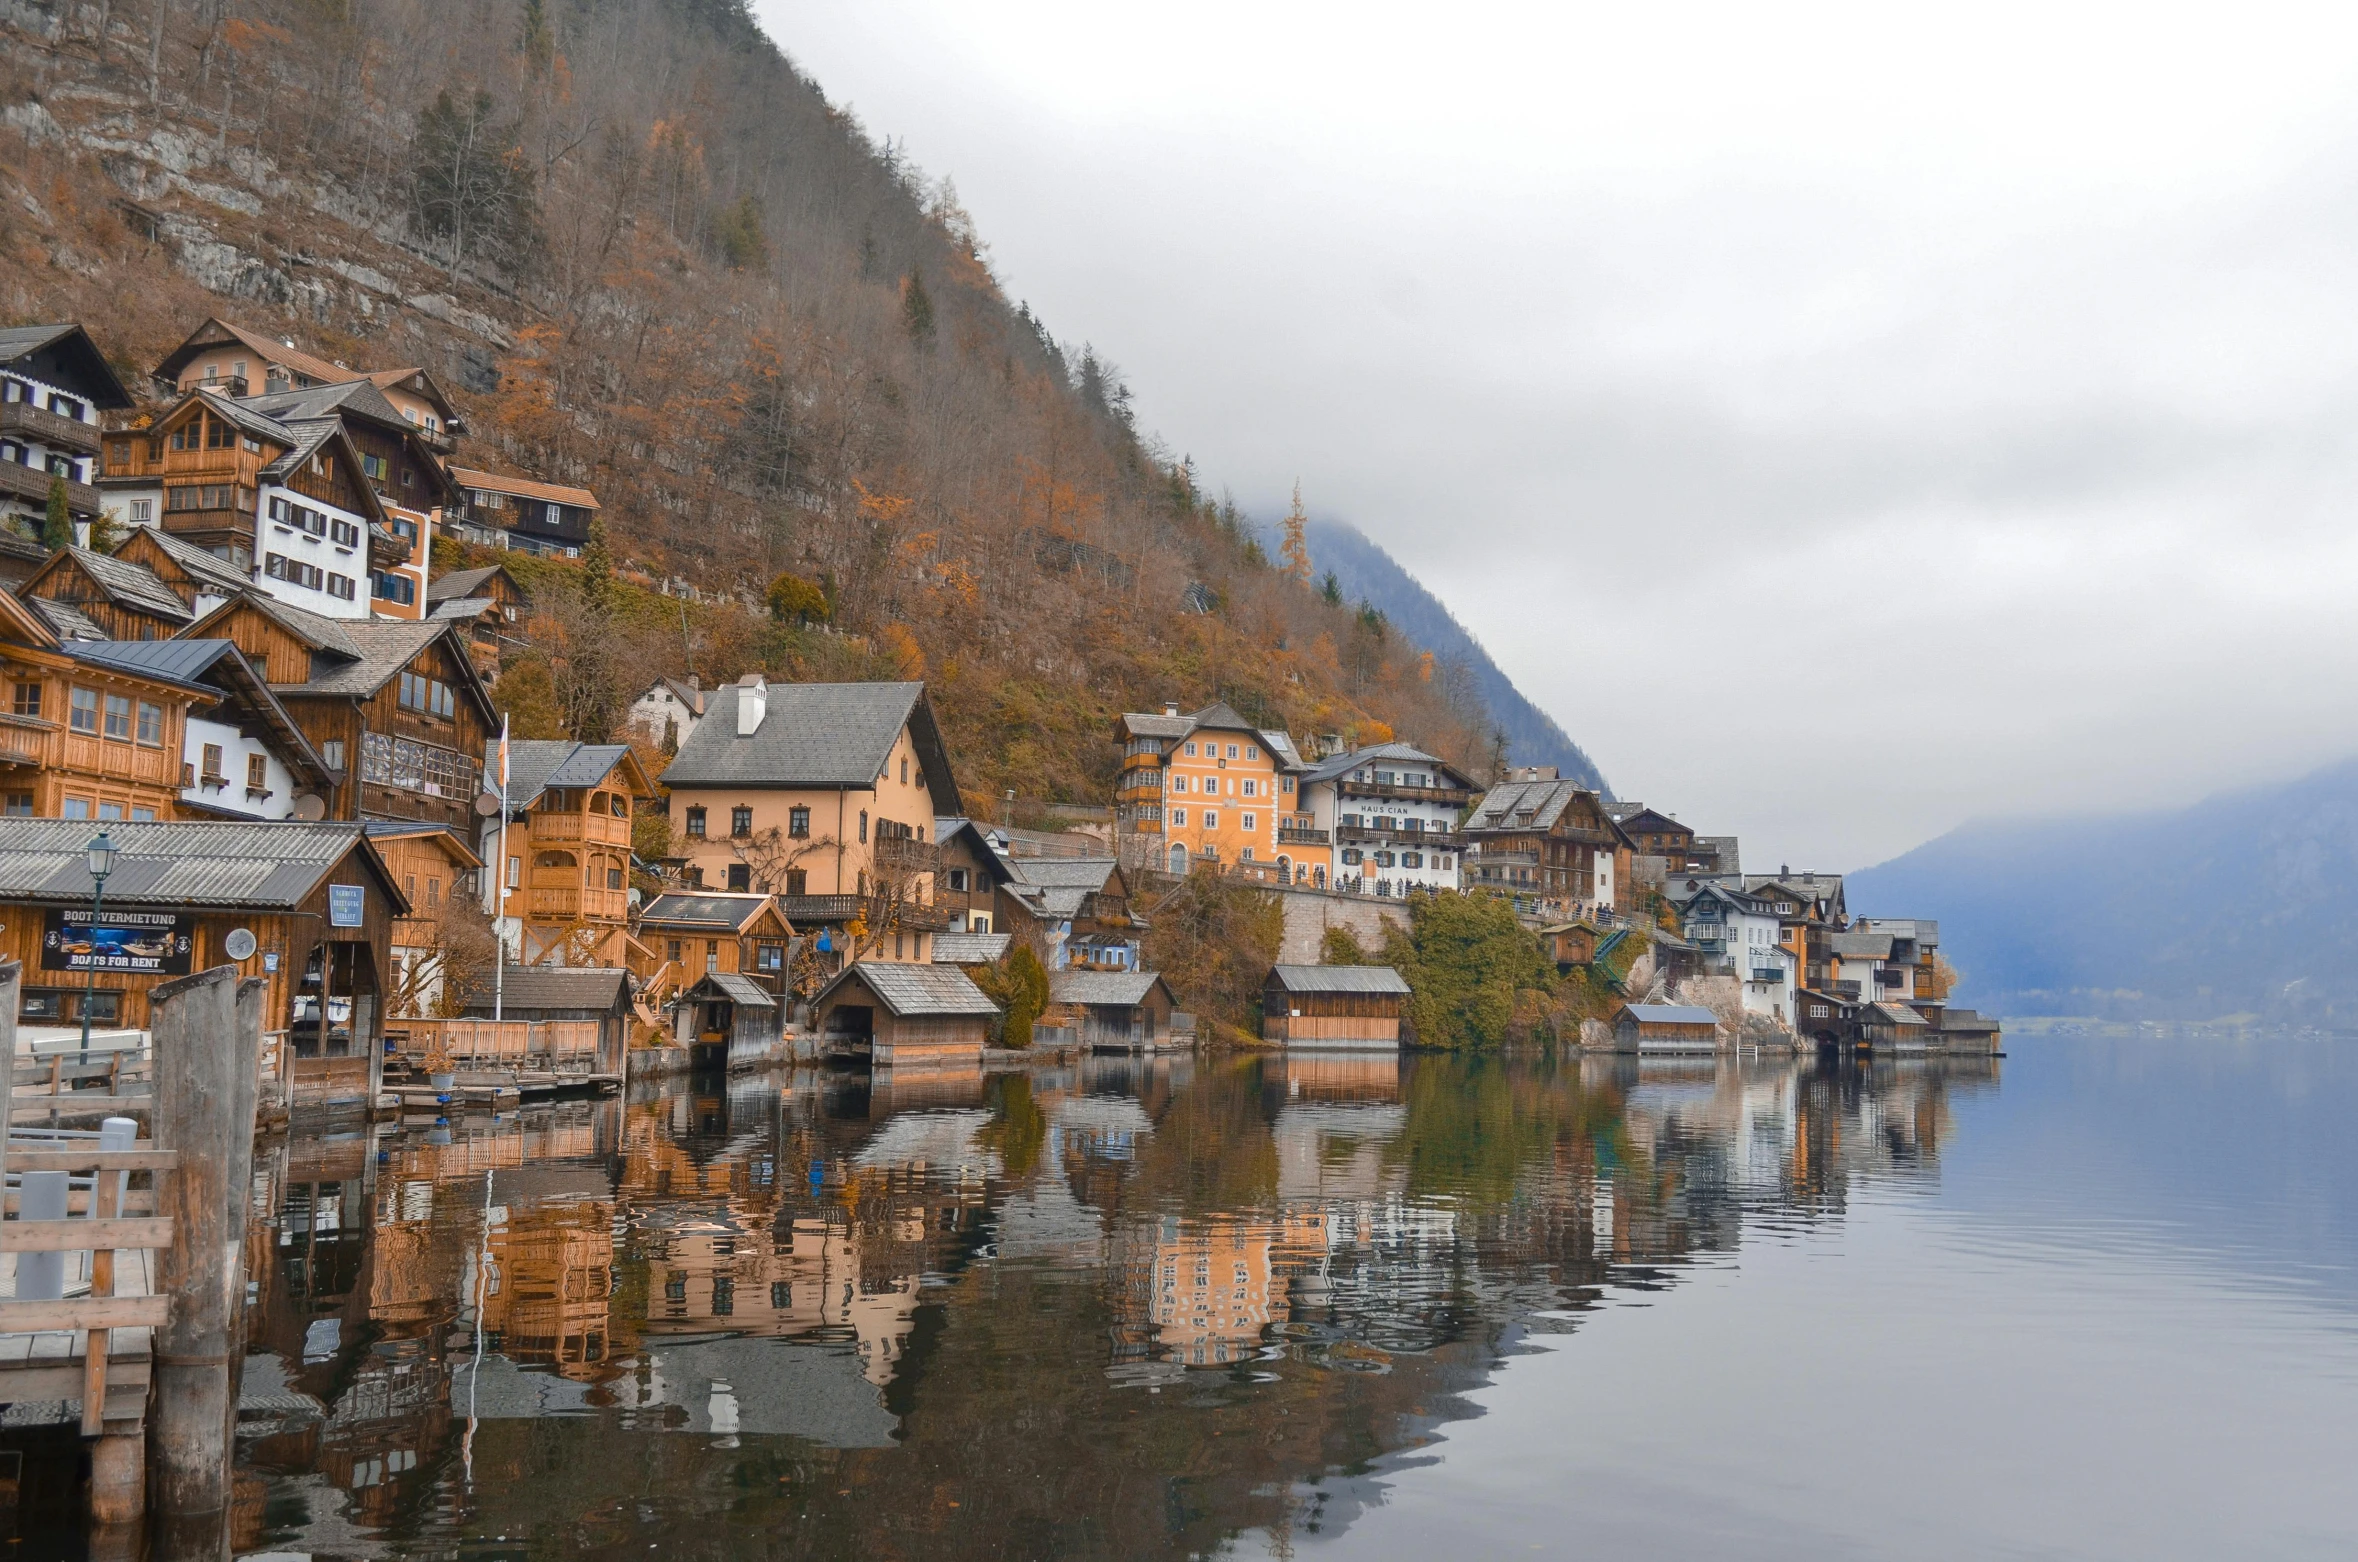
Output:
[494,714,509,1023]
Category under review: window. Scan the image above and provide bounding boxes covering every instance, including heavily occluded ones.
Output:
[361,453,388,481]
[1281,776,1295,794]
[1241,779,1256,797]
[2,793,30,815]
[198,743,225,782]
[1245,745,1258,759]
[69,686,98,733]
[321,739,344,770]
[756,942,784,973]
[1404,851,1423,868]
[607,866,624,890]
[330,518,360,547]
[858,810,868,843]
[80,990,121,1025]
[1169,775,1186,794]
[97,801,123,821]
[788,805,810,838]
[130,807,154,821]
[900,757,910,785]
[507,855,523,888]
[247,753,269,791]
[1226,744,1239,759]
[947,867,969,892]
[705,940,721,971]
[1342,848,1363,865]
[667,939,683,962]
[784,869,806,895]
[731,805,753,838]
[1202,811,1218,831]
[102,693,132,740]
[1170,808,1186,827]
[10,682,38,718]
[372,573,416,606]
[1184,741,1197,756]
[327,573,356,601]
[1242,813,1256,832]
[135,701,163,747]
[1203,776,1218,796]
[684,806,706,838]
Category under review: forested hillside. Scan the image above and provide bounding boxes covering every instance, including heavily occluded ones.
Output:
[1303,518,1608,791]
[1850,756,2358,1026]
[0,0,1503,809]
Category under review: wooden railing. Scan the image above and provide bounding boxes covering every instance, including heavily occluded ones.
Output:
[532,811,632,847]
[0,1144,178,1435]
[387,1017,604,1067]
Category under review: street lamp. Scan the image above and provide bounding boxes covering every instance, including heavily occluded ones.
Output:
[78,830,117,1062]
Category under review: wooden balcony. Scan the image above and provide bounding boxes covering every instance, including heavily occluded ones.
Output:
[1276,824,1331,846]
[1335,778,1471,805]
[0,459,99,515]
[0,401,101,455]
[531,811,632,847]
[527,885,631,921]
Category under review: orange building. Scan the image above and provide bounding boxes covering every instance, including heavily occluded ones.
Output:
[1113,701,1311,877]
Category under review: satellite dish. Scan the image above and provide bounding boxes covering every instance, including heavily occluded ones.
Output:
[474,791,503,817]
[223,927,258,962]
[291,793,328,822]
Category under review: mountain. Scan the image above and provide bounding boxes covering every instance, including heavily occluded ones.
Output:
[0,0,1496,807]
[1848,756,2358,1024]
[1303,519,1609,791]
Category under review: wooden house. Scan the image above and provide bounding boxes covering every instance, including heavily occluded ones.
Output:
[153,315,366,399]
[18,545,195,641]
[1049,969,1181,1053]
[1611,1002,1721,1054]
[363,820,485,1019]
[477,739,658,968]
[427,563,525,680]
[672,971,783,1070]
[933,817,1020,933]
[61,637,332,822]
[1857,1000,1934,1053]
[0,587,199,822]
[1465,777,1632,917]
[446,466,601,557]
[1538,917,1603,971]
[111,523,255,620]
[998,856,1140,970]
[448,966,633,1077]
[1261,965,1412,1049]
[632,890,796,1010]
[0,818,406,1108]
[97,389,405,619]
[180,591,497,829]
[0,322,130,555]
[812,961,997,1070]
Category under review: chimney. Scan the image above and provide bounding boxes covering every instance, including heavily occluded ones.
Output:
[687,673,700,691]
[736,674,767,736]
[1163,701,1179,718]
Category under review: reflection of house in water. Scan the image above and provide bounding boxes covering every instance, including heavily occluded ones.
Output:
[1275,1102,1408,1203]
[1112,1213,1328,1368]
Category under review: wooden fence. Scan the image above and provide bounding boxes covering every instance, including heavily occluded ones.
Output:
[387,1016,604,1069]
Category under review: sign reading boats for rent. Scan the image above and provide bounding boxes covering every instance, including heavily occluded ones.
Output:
[41,908,194,975]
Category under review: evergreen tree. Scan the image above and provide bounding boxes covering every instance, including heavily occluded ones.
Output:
[412,87,539,273]
[580,517,614,617]
[519,0,555,76]
[41,475,72,552]
[1321,570,1343,607]
[1280,481,1313,586]
[715,194,767,271]
[902,267,936,347]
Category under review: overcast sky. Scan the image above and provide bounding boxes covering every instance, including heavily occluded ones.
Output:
[761,1,2358,870]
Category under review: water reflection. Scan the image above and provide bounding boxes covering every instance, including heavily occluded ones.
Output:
[230,1051,2002,1557]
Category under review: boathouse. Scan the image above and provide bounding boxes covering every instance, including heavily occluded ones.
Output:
[812,960,997,1069]
[673,971,782,1070]
[0,819,403,1108]
[1049,968,1181,1053]
[1857,1000,1934,1052]
[444,965,634,1075]
[1261,964,1412,1048]
[1611,1002,1721,1054]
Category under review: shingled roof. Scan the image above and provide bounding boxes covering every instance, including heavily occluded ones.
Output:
[35,546,193,624]
[823,960,1000,1017]
[0,819,400,911]
[490,739,642,809]
[661,680,960,812]
[1051,969,1172,1008]
[1266,964,1411,995]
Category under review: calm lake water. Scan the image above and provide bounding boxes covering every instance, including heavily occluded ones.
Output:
[199,1037,2358,1560]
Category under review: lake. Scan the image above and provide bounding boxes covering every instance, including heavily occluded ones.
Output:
[194,1037,2358,1558]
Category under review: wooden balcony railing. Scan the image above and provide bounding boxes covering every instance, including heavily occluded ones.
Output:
[0,460,98,515]
[532,811,632,847]
[528,885,631,921]
[0,401,101,455]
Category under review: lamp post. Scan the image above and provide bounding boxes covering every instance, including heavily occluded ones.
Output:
[78,829,117,1063]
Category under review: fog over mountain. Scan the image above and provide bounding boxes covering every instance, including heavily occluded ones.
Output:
[1849,756,2358,1024]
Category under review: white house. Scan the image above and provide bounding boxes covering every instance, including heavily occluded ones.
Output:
[1682,883,1798,1028]
[60,638,332,821]
[1300,742,1476,897]
[625,676,709,751]
[0,323,133,559]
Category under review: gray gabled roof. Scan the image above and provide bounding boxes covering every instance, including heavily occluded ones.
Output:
[1620,1003,1720,1026]
[661,680,960,812]
[1267,964,1411,995]
[0,323,133,407]
[1009,857,1120,891]
[491,739,637,809]
[1830,931,1896,960]
[428,565,513,604]
[1299,741,1473,790]
[0,819,398,911]
[825,959,999,1017]
[1467,778,1600,834]
[1051,969,1171,1008]
[51,546,193,623]
[1860,1001,1929,1027]
[127,525,252,595]
[682,971,777,1010]
[27,597,106,640]
[240,376,408,428]
[60,636,232,690]
[451,965,631,1015]
[932,931,1011,964]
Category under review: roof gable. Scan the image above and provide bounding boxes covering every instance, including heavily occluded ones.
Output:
[0,322,134,408]
[0,586,62,649]
[662,681,961,811]
[25,546,194,625]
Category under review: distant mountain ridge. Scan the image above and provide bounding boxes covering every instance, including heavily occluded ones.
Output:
[1849,755,2358,1024]
[1302,520,1610,792]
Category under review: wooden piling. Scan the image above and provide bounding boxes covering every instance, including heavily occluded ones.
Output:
[145,966,262,1518]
